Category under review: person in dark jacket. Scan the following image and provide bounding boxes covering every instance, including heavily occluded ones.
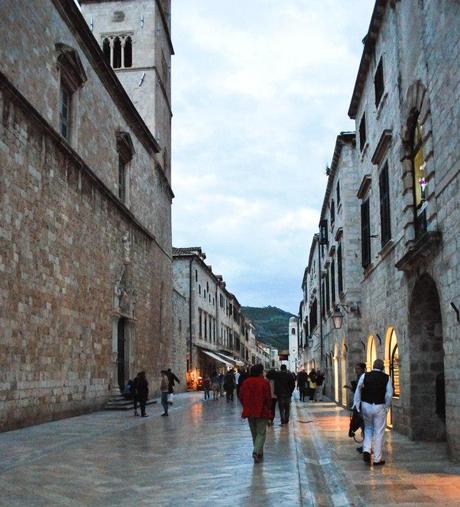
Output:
[353,359,392,466]
[274,364,295,425]
[167,368,180,405]
[136,371,149,417]
[224,370,235,401]
[240,364,272,463]
[296,369,309,402]
[307,369,317,401]
[132,372,141,416]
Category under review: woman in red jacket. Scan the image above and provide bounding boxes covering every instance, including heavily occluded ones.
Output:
[240,363,273,463]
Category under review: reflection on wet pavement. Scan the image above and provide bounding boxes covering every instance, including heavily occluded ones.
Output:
[0,393,459,506]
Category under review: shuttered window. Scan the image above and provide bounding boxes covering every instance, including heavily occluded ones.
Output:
[337,243,343,294]
[379,162,391,246]
[361,199,371,268]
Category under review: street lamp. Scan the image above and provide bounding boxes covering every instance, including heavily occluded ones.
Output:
[332,305,344,329]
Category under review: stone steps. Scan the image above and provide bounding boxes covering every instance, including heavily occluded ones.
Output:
[104,394,158,411]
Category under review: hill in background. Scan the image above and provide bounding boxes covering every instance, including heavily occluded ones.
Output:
[242,306,295,350]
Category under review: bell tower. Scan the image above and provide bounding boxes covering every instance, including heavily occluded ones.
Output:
[79,0,173,183]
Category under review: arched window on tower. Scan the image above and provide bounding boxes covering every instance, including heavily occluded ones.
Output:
[113,37,122,68]
[124,36,132,68]
[102,38,111,66]
[411,118,427,236]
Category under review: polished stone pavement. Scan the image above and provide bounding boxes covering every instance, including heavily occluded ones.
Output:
[0,392,459,506]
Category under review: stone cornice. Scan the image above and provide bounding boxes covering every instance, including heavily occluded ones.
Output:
[348,0,389,119]
[371,129,392,165]
[357,174,372,199]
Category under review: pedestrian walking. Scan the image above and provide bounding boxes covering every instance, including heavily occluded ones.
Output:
[218,372,225,397]
[131,372,141,416]
[238,368,248,400]
[160,370,170,416]
[224,369,235,401]
[274,364,295,425]
[234,369,241,396]
[296,368,309,402]
[266,369,277,426]
[314,370,325,401]
[203,375,211,400]
[345,362,367,453]
[211,371,220,400]
[239,364,272,464]
[353,358,392,466]
[167,368,180,405]
[136,371,149,418]
[307,369,317,401]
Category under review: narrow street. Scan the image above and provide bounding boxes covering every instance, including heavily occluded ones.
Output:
[0,393,459,507]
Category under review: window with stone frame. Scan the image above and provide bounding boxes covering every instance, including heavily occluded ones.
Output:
[359,113,367,152]
[309,298,318,332]
[331,258,336,305]
[336,180,341,207]
[116,132,134,204]
[321,280,326,320]
[411,117,427,236]
[55,43,87,143]
[337,243,343,294]
[102,34,133,69]
[361,198,371,268]
[374,58,384,107]
[59,82,72,141]
[199,309,202,338]
[325,270,330,314]
[379,162,392,247]
[330,199,335,224]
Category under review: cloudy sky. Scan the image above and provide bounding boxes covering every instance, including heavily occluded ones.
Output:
[171,1,374,314]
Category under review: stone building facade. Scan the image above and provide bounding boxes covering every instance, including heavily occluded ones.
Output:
[299,133,362,406]
[298,0,460,459]
[0,0,173,430]
[172,247,274,387]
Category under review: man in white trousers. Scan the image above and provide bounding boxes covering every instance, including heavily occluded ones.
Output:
[353,358,392,466]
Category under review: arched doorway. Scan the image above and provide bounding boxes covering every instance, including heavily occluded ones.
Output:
[408,274,445,441]
[366,335,377,371]
[117,317,128,391]
[384,328,400,426]
[341,339,347,406]
[333,343,339,403]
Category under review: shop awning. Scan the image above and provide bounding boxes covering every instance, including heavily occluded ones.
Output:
[216,351,245,367]
[200,349,234,367]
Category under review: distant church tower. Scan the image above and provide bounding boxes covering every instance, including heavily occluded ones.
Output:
[80,0,173,183]
[289,317,299,373]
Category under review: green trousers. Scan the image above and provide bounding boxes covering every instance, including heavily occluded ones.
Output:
[248,417,268,456]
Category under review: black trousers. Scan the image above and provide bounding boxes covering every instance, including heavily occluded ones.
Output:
[278,396,291,424]
[139,398,147,416]
[271,398,277,422]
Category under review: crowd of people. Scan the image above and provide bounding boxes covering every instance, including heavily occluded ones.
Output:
[125,368,180,418]
[124,359,393,468]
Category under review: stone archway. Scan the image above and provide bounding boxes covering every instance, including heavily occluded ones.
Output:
[340,338,347,406]
[333,343,339,403]
[408,273,445,441]
[366,335,377,371]
[384,327,400,427]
